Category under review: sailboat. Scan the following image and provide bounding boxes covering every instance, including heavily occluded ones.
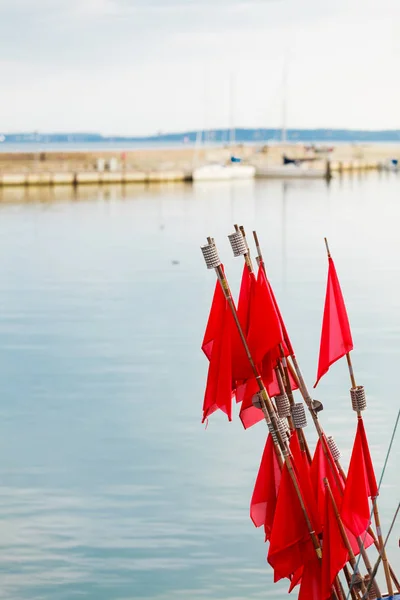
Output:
[255,57,327,180]
[192,75,255,182]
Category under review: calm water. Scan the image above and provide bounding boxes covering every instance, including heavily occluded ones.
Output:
[0,173,398,600]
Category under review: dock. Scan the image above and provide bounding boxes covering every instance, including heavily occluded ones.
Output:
[0,144,398,187]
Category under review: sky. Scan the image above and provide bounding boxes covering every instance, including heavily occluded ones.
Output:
[0,0,399,135]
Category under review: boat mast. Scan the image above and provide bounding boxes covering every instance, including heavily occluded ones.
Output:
[229,73,235,147]
[281,54,288,144]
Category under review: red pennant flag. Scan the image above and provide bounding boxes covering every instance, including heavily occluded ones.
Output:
[311,438,374,555]
[263,262,294,356]
[288,566,303,593]
[298,556,321,600]
[341,419,378,537]
[201,275,226,361]
[321,487,348,600]
[250,435,281,540]
[314,256,353,387]
[232,265,256,382]
[290,433,321,535]
[238,378,264,429]
[267,464,312,581]
[202,280,235,422]
[247,265,284,366]
[310,438,344,525]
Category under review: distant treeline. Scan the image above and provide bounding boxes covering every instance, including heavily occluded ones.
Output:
[2,129,400,144]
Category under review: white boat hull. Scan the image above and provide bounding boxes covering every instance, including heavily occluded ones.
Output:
[256,164,327,179]
[192,164,255,181]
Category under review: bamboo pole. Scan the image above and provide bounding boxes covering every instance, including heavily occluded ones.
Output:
[362,502,400,600]
[202,238,324,566]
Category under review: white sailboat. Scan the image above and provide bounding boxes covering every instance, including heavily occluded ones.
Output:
[255,56,327,180]
[192,75,255,182]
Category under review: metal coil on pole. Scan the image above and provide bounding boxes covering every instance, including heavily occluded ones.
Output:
[350,385,367,412]
[228,231,247,257]
[275,393,291,418]
[327,436,341,461]
[291,403,307,429]
[201,242,222,269]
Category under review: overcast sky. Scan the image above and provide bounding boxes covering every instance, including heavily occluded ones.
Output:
[0,0,399,135]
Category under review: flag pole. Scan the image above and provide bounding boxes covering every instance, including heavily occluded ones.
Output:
[324,479,367,597]
[201,237,325,567]
[361,502,400,600]
[323,238,395,598]
[253,229,386,597]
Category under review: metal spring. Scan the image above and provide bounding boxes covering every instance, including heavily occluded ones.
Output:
[277,417,290,440]
[228,231,247,257]
[291,403,307,429]
[327,436,341,461]
[201,242,222,269]
[275,393,291,418]
[267,421,279,445]
[350,385,367,412]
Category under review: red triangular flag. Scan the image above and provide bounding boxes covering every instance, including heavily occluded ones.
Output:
[298,555,321,600]
[263,261,294,356]
[232,265,256,382]
[247,265,284,366]
[290,433,321,535]
[310,438,344,525]
[238,378,264,429]
[202,280,234,422]
[201,274,226,361]
[250,435,281,540]
[267,464,312,581]
[321,486,349,600]
[311,438,374,555]
[341,419,378,537]
[314,256,353,387]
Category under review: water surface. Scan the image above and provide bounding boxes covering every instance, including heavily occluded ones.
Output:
[0,173,398,599]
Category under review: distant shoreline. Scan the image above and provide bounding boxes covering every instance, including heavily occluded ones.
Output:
[2,140,400,154]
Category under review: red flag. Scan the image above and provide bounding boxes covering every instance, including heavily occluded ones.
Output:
[288,566,303,593]
[314,256,353,387]
[263,261,294,356]
[341,419,378,537]
[311,438,374,555]
[310,438,344,525]
[250,435,281,540]
[321,487,348,600]
[201,275,226,361]
[267,463,312,581]
[298,556,321,600]
[232,265,256,382]
[247,265,284,366]
[290,433,321,535]
[202,281,234,422]
[238,378,264,429]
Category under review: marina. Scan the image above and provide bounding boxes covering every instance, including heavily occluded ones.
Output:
[0,143,398,187]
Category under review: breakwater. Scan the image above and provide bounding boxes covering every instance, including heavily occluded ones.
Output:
[0,143,398,186]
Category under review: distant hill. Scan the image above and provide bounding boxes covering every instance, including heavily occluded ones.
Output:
[2,128,400,144]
